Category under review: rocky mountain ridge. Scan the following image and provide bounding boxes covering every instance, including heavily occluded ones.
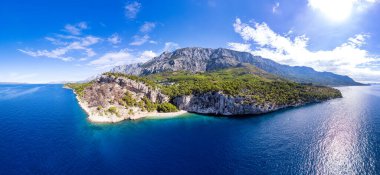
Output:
[112,47,362,86]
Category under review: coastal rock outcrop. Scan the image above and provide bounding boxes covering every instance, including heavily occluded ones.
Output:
[172,92,314,115]
[73,75,174,122]
[83,75,169,107]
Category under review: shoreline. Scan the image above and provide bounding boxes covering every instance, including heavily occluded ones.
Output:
[65,85,340,123]
[87,109,188,123]
[66,86,189,123]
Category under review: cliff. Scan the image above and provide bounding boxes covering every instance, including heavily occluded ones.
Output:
[66,74,185,122]
[173,91,329,116]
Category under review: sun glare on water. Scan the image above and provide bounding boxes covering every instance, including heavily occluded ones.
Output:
[309,0,355,22]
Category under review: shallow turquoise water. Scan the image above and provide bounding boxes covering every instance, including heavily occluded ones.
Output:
[0,84,379,174]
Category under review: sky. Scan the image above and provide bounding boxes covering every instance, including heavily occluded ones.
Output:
[0,0,379,83]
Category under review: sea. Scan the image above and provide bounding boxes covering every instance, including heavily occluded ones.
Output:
[0,84,379,174]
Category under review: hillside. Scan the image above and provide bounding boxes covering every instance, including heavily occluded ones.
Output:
[112,47,362,86]
[67,64,342,122]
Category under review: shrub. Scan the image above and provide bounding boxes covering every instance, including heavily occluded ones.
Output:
[65,82,93,97]
[108,106,118,114]
[142,97,157,112]
[157,102,178,113]
[122,91,137,106]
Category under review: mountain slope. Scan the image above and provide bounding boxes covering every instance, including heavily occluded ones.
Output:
[67,64,342,122]
[111,47,362,86]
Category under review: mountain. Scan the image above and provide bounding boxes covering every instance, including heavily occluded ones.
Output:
[66,64,342,123]
[111,47,362,86]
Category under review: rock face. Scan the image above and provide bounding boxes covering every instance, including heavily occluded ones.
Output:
[111,47,362,86]
[173,92,316,115]
[83,75,168,107]
[80,75,169,121]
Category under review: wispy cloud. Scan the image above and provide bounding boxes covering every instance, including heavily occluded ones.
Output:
[129,35,150,46]
[140,22,156,33]
[107,33,122,45]
[125,1,141,19]
[64,22,88,35]
[272,2,280,13]
[19,35,100,61]
[128,22,157,46]
[230,18,380,82]
[19,22,101,61]
[89,49,157,69]
[163,42,180,52]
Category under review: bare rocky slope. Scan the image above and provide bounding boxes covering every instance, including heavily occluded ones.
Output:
[67,74,179,122]
[112,47,362,86]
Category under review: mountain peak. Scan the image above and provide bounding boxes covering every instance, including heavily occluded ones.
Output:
[111,47,362,86]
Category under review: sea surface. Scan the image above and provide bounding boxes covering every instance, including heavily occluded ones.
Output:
[0,84,379,174]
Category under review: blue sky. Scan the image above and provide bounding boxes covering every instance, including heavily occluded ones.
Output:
[0,0,379,83]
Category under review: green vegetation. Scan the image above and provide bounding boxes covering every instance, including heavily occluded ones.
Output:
[144,65,342,106]
[122,91,137,106]
[128,109,134,115]
[107,106,118,115]
[104,65,341,106]
[118,91,178,113]
[157,102,178,113]
[103,72,158,89]
[65,82,93,97]
[68,65,341,115]
[141,97,157,112]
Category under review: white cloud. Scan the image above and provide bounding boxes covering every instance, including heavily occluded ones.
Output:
[64,22,88,35]
[149,40,158,44]
[125,1,141,19]
[129,35,150,46]
[89,49,157,69]
[89,49,133,69]
[227,42,252,52]
[140,22,156,33]
[19,35,100,62]
[163,42,180,52]
[272,2,280,13]
[19,22,101,61]
[138,50,157,61]
[231,18,380,82]
[19,49,73,61]
[128,22,156,46]
[107,33,122,45]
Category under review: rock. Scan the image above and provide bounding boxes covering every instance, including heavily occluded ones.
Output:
[80,75,169,120]
[173,91,301,115]
[111,47,362,86]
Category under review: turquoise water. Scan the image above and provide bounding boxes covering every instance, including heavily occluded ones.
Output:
[0,84,379,174]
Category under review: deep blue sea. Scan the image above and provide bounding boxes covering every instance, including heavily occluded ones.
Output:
[0,84,380,174]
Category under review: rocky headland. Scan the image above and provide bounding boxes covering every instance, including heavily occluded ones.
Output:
[67,47,344,123]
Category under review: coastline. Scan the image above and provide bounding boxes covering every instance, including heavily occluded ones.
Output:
[66,86,188,123]
[65,84,340,123]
